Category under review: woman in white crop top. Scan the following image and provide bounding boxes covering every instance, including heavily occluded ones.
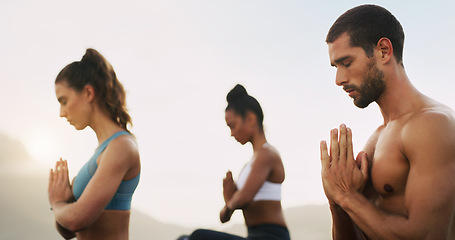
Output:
[179,84,290,240]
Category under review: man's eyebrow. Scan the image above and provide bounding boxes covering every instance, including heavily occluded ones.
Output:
[331,56,350,67]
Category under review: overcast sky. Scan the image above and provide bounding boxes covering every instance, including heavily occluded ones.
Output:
[1,0,454,228]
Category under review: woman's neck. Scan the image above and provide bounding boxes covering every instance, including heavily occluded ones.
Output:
[89,108,124,144]
[251,131,267,153]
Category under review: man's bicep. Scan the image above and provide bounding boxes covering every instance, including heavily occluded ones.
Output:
[403,157,455,236]
[402,116,455,233]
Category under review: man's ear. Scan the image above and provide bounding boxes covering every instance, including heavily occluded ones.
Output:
[376,37,394,64]
[83,84,96,103]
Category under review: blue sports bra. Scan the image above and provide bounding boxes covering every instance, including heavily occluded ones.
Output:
[72,131,140,210]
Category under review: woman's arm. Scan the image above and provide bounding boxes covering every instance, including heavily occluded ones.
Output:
[49,136,139,232]
[226,150,277,210]
[55,221,76,239]
[220,205,234,223]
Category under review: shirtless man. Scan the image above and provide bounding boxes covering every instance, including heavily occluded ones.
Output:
[320,5,455,239]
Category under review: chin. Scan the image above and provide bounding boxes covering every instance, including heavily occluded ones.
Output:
[73,124,88,131]
[353,98,372,109]
[354,102,370,109]
[235,138,247,145]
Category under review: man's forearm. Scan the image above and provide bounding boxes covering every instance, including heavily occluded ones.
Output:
[340,192,414,240]
[330,204,365,240]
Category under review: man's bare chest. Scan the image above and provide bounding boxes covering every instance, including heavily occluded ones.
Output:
[364,125,410,213]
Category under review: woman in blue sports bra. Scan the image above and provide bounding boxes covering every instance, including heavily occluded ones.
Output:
[47,48,141,240]
[180,84,290,240]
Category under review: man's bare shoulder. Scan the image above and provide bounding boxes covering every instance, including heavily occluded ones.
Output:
[400,102,455,163]
[404,103,455,131]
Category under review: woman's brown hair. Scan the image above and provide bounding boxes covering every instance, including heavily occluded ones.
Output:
[55,48,132,131]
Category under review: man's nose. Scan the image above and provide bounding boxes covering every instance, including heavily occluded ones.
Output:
[335,69,348,86]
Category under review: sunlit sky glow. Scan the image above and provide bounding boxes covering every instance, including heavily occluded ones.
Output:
[1,0,454,228]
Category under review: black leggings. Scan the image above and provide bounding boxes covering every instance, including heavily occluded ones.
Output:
[189,224,290,240]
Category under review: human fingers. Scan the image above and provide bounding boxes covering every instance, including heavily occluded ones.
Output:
[49,168,53,182]
[57,159,65,183]
[48,169,54,192]
[339,124,347,165]
[320,140,330,170]
[227,171,234,183]
[223,171,229,183]
[63,160,70,183]
[330,128,339,166]
[360,152,369,181]
[54,159,59,173]
[346,127,354,164]
[63,160,68,174]
[355,151,365,168]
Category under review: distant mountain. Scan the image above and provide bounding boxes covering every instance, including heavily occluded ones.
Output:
[0,132,30,163]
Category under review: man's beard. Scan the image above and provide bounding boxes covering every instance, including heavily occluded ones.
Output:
[347,59,386,108]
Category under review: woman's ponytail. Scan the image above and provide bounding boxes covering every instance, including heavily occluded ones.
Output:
[56,48,132,131]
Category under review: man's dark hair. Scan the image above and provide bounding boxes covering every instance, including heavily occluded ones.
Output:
[326,4,405,65]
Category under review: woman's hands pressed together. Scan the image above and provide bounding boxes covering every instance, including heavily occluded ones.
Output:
[223,171,237,203]
[48,158,74,209]
[220,171,237,223]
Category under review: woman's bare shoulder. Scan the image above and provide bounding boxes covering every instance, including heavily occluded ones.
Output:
[101,134,140,167]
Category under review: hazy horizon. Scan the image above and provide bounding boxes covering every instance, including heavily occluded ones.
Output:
[0,154,332,239]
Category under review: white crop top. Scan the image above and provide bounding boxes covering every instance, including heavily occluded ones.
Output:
[236,143,282,201]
